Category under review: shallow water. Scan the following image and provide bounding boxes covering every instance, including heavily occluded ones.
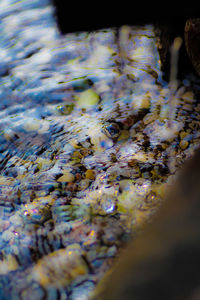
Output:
[0,1,200,299]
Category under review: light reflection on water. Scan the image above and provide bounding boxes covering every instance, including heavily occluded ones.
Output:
[0,0,200,299]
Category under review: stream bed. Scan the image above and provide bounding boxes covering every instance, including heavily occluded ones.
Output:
[0,1,200,299]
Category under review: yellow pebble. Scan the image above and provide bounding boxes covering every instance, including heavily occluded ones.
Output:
[76,89,99,108]
[179,131,188,140]
[0,255,19,275]
[35,195,55,205]
[85,169,96,180]
[179,140,189,150]
[24,120,40,131]
[32,245,88,287]
[35,158,52,171]
[57,171,75,183]
[73,151,83,159]
[183,104,193,111]
[118,130,129,141]
[141,94,151,110]
[181,91,194,103]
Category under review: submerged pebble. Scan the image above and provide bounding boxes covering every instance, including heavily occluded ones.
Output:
[103,122,121,140]
[0,0,200,299]
[32,244,88,287]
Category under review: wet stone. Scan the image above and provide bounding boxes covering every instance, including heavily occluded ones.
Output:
[102,122,121,140]
[32,244,89,288]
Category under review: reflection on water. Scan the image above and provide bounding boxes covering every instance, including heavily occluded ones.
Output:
[0,0,200,299]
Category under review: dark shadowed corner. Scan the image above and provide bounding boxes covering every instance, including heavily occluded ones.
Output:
[51,0,200,80]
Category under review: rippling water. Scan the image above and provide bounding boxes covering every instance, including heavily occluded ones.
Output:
[0,1,200,299]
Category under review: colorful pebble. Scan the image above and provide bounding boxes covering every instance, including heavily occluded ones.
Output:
[0,1,200,299]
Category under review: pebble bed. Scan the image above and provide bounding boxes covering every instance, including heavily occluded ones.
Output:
[0,1,200,299]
